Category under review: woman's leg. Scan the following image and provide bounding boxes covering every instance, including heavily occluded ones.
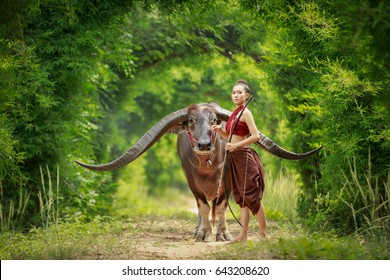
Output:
[230,206,250,243]
[256,201,267,238]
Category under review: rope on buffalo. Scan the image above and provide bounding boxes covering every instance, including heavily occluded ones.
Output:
[186,129,218,167]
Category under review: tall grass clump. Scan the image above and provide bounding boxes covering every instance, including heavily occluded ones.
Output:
[341,154,390,241]
[0,182,30,231]
[263,170,300,221]
[0,165,60,232]
[38,165,60,229]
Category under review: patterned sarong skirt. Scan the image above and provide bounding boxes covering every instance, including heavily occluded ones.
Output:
[226,147,265,215]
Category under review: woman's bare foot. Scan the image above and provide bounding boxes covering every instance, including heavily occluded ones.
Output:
[258,233,269,240]
[228,234,248,244]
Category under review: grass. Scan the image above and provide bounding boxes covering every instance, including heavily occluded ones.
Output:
[1,213,388,260]
[215,222,389,260]
[0,171,198,260]
[112,176,198,220]
[0,182,31,231]
[216,161,390,260]
[263,170,301,221]
[213,168,389,260]
[340,154,390,239]
[0,165,59,232]
[0,216,137,259]
[218,237,388,260]
[0,168,388,260]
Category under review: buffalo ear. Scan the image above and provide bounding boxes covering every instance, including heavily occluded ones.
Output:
[168,122,187,134]
[216,108,231,122]
[207,101,219,106]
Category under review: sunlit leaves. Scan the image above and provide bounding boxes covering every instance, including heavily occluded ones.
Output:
[295,1,339,42]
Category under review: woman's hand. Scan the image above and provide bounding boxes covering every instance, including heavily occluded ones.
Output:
[211,124,221,132]
[212,124,229,140]
[225,142,238,151]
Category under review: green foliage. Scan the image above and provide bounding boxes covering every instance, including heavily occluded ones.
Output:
[299,1,389,235]
[241,0,389,236]
[0,0,137,228]
[342,157,390,238]
[1,0,389,242]
[309,154,390,238]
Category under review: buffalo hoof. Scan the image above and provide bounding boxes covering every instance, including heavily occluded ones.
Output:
[204,232,213,242]
[216,232,234,241]
[194,228,213,242]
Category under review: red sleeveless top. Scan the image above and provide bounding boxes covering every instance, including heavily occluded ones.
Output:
[226,105,250,137]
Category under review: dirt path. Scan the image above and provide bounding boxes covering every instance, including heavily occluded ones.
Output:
[99,213,279,260]
[90,195,276,260]
[116,216,237,260]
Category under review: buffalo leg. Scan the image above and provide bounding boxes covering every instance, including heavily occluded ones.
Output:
[194,198,212,242]
[215,199,233,241]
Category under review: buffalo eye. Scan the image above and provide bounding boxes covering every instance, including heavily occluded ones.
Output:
[188,117,196,125]
[210,118,217,125]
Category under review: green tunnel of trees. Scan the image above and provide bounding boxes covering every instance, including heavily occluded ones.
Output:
[0,0,389,237]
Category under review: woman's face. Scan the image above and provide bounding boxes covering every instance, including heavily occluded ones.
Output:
[232,85,249,106]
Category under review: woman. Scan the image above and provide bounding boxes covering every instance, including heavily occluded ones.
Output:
[212,80,267,242]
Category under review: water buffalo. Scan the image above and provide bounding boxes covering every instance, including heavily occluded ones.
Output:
[75,101,321,241]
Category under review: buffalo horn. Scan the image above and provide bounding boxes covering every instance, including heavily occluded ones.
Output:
[216,107,322,160]
[75,108,188,171]
[255,132,323,160]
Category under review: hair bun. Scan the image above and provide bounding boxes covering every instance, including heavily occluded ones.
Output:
[234,80,250,93]
[236,80,248,85]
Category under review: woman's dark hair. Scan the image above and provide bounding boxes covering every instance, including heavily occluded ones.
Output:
[233,80,250,93]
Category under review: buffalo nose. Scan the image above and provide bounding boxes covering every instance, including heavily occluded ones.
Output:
[197,141,212,151]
